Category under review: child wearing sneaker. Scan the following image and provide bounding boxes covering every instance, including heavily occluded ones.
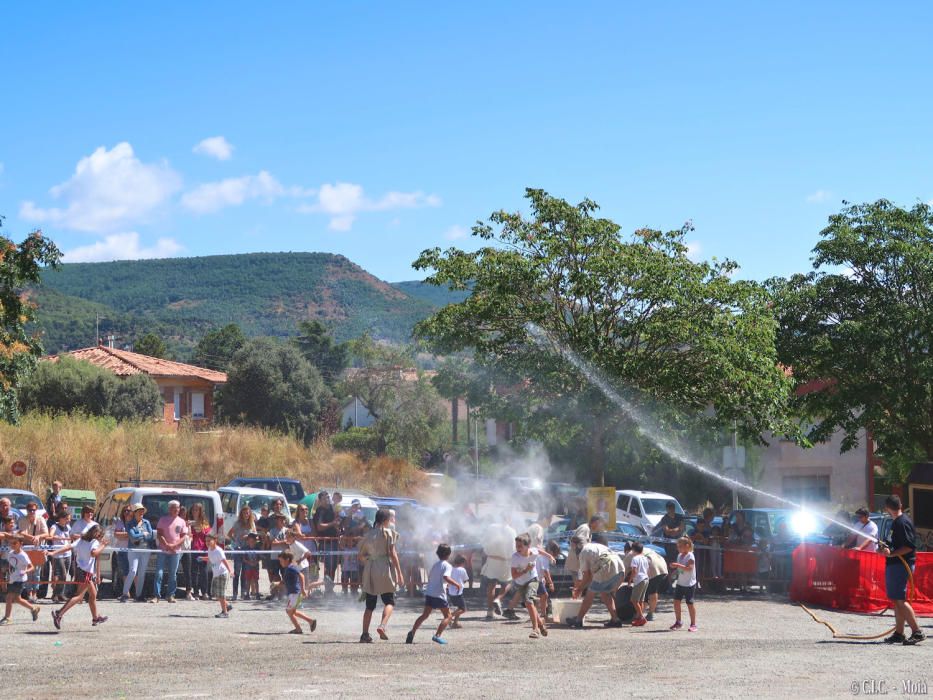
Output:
[447,554,469,628]
[406,543,456,645]
[50,525,109,630]
[1,536,40,625]
[628,542,649,626]
[669,536,698,632]
[206,534,232,618]
[280,551,322,634]
[242,533,261,599]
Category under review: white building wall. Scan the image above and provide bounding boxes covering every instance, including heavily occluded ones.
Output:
[755,428,869,510]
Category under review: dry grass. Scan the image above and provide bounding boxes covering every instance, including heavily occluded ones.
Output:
[0,413,427,501]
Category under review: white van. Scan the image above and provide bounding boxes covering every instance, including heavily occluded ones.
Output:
[615,490,685,534]
[218,486,293,537]
[95,485,224,597]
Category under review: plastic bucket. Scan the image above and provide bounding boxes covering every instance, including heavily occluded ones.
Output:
[551,598,583,624]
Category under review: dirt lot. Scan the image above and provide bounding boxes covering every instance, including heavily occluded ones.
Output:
[7,589,931,699]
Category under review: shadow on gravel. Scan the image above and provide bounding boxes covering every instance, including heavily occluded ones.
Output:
[167,614,209,619]
[301,641,361,645]
[816,640,882,645]
[242,631,292,636]
[23,630,59,635]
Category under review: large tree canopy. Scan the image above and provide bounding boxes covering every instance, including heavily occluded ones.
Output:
[771,199,933,479]
[218,338,330,443]
[0,218,62,422]
[293,320,349,386]
[193,323,246,371]
[414,189,795,484]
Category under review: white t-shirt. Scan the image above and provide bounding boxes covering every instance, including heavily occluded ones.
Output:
[426,559,453,601]
[74,539,99,574]
[49,523,73,559]
[480,523,516,581]
[72,519,99,538]
[537,553,551,576]
[289,540,310,570]
[854,520,879,552]
[630,554,649,585]
[208,546,229,577]
[510,549,539,586]
[6,550,31,583]
[676,551,697,587]
[448,566,469,596]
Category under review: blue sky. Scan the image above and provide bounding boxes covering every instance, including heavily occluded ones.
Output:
[2,2,933,282]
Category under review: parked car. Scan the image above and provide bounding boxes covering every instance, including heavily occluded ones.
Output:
[95,485,224,598]
[615,490,685,533]
[0,488,45,520]
[727,508,832,545]
[224,477,306,506]
[334,493,379,526]
[374,496,420,511]
[218,486,293,537]
[57,488,97,522]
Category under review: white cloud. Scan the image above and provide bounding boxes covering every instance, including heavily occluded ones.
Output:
[64,232,183,263]
[685,240,702,261]
[181,171,286,214]
[297,182,441,230]
[444,225,468,241]
[19,142,181,232]
[806,189,832,203]
[193,136,234,161]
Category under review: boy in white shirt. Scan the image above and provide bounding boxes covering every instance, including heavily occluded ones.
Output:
[510,533,548,639]
[406,544,457,645]
[206,534,233,618]
[628,541,650,627]
[1,536,40,625]
[447,554,470,628]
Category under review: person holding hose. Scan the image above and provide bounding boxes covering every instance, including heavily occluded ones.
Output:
[879,495,925,645]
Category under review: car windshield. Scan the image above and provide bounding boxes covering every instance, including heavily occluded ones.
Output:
[642,498,684,515]
[142,495,215,528]
[616,522,644,536]
[243,494,283,513]
[0,492,42,511]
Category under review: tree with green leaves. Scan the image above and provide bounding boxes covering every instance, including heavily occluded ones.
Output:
[340,334,447,461]
[19,356,161,420]
[193,323,246,371]
[770,199,933,483]
[293,320,349,386]
[218,338,330,443]
[134,332,167,359]
[414,188,796,485]
[0,217,62,422]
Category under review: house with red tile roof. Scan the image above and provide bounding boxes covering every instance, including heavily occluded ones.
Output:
[47,345,227,428]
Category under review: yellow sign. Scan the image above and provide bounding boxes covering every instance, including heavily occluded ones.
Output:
[587,486,616,530]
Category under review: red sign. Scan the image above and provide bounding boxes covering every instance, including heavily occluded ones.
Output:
[10,460,27,477]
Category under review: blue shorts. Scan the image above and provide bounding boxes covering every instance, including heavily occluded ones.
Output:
[448,594,466,610]
[589,571,624,594]
[425,595,449,610]
[885,562,912,601]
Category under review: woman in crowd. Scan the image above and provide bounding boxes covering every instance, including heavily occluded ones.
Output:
[228,506,256,601]
[122,503,155,602]
[358,508,403,643]
[291,504,315,538]
[188,502,212,600]
[112,505,133,594]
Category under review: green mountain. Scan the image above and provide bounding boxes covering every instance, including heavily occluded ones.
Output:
[31,252,465,358]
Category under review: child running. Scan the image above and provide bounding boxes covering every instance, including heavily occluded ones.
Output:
[447,555,469,628]
[1,536,41,625]
[206,534,233,618]
[51,525,109,630]
[280,550,322,634]
[406,543,456,645]
[628,541,649,627]
[510,533,547,639]
[669,536,698,632]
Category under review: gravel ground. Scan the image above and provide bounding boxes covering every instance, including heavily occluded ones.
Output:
[7,587,931,699]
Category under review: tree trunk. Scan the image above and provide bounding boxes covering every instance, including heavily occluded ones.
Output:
[451,398,459,445]
[591,416,607,487]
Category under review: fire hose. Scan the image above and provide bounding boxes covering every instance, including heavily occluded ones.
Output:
[797,553,915,641]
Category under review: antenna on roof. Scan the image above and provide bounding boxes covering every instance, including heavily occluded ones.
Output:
[96,314,100,346]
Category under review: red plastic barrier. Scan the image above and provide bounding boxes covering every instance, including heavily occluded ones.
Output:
[789,544,933,616]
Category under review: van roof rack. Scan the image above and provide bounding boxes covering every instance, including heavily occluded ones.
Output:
[117,479,215,489]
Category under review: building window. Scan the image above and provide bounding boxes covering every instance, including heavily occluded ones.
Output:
[173,390,181,421]
[191,392,205,419]
[782,475,830,503]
